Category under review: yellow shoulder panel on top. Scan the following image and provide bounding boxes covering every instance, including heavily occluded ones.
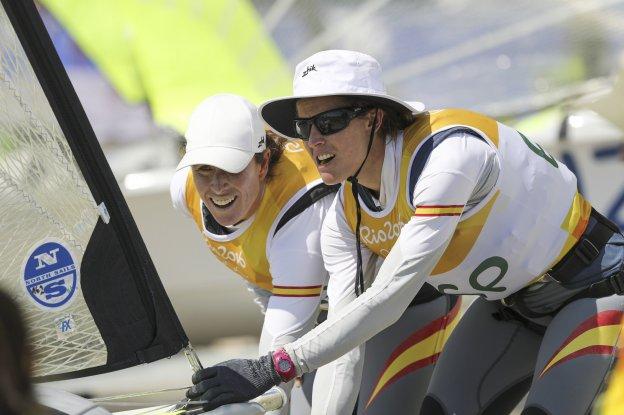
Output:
[405,109,500,148]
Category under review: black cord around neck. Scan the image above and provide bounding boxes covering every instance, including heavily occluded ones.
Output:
[347,109,378,297]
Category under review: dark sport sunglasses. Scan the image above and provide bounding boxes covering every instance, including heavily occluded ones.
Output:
[293,106,370,140]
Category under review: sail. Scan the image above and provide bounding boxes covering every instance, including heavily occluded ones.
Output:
[39,0,292,133]
[0,0,188,381]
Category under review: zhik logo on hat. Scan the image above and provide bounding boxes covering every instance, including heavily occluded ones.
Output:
[302,64,317,77]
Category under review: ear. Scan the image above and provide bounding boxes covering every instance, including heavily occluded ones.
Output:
[367,109,385,133]
[258,150,270,180]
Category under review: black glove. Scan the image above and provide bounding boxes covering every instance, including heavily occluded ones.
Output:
[186,353,282,411]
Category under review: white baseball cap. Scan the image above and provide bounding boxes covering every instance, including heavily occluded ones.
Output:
[260,50,423,139]
[177,94,266,173]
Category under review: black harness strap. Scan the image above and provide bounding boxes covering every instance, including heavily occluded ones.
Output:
[274,183,340,235]
[502,208,624,319]
[547,208,620,286]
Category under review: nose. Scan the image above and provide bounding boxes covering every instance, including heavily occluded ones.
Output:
[307,125,325,148]
[209,170,228,192]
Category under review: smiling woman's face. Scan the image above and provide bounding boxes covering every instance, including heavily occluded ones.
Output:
[192,155,267,226]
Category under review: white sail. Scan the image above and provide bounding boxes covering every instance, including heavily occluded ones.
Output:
[0,2,106,377]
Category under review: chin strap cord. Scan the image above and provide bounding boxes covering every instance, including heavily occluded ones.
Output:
[347,110,378,297]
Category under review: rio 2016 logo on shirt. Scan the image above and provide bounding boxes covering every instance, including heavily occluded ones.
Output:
[360,220,406,247]
[22,239,79,310]
[209,245,247,269]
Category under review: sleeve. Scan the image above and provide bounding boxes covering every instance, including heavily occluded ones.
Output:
[282,133,495,374]
[169,166,192,217]
[257,192,334,355]
[244,282,271,315]
[309,192,377,413]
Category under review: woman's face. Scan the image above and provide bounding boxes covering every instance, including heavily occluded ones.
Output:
[192,154,268,226]
[296,96,373,185]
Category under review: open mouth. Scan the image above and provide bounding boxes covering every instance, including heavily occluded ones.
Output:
[316,153,335,165]
[210,195,237,208]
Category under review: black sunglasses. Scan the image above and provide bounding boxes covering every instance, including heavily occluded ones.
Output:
[293,106,370,140]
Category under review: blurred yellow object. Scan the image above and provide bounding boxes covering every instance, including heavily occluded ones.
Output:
[599,317,624,415]
[40,0,291,133]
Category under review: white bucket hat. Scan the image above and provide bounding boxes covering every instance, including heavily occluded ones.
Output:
[260,50,423,139]
[177,94,266,173]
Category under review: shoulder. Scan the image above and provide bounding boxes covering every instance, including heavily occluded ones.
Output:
[406,108,499,143]
[170,167,192,216]
[428,128,497,168]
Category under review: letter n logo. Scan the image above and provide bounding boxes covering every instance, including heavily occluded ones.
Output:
[34,248,60,270]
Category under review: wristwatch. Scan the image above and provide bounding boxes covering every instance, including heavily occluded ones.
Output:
[272,348,296,382]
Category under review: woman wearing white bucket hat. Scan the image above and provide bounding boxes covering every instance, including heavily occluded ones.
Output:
[171,93,339,414]
[264,51,459,415]
[188,53,624,415]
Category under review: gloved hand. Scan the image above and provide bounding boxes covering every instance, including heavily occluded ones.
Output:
[186,352,282,411]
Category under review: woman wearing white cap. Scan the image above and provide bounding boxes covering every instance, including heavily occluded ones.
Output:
[171,93,338,414]
[187,53,624,415]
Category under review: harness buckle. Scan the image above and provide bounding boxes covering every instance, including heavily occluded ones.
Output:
[608,272,624,295]
[576,238,600,265]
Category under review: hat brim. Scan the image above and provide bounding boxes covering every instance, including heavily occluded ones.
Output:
[176,146,254,174]
[260,92,422,139]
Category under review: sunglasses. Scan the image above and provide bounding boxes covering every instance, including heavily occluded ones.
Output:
[293,106,370,140]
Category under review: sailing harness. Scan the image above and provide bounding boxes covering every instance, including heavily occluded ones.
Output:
[496,208,624,332]
[347,109,378,297]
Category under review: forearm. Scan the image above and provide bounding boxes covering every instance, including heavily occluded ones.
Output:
[259,295,321,355]
[283,241,446,374]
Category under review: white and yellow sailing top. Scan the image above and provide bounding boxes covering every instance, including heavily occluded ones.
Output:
[171,140,331,297]
[283,108,595,376]
[342,109,591,299]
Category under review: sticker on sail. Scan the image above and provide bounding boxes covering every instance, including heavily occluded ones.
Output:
[23,239,79,310]
[55,314,77,340]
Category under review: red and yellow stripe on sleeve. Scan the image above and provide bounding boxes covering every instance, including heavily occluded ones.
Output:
[414,204,464,217]
[272,285,323,297]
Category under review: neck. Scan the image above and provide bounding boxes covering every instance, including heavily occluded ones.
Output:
[353,133,385,193]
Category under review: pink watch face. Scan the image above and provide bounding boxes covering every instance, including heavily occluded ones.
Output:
[272,349,296,382]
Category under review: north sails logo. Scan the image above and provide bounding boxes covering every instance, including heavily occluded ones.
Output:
[258,136,265,148]
[302,65,316,77]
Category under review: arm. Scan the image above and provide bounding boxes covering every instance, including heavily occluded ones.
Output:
[258,192,335,354]
[244,282,271,315]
